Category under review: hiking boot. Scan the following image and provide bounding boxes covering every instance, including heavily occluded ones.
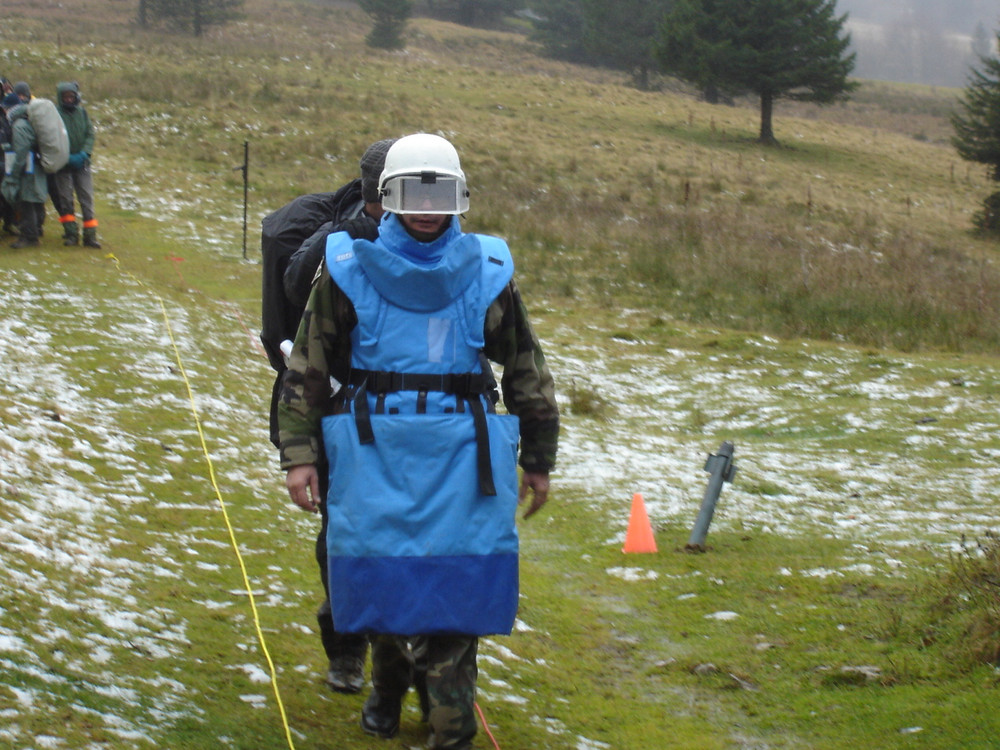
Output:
[360,690,401,739]
[10,238,40,248]
[325,653,366,694]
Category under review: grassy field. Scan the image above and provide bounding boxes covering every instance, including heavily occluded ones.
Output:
[2,1,1000,748]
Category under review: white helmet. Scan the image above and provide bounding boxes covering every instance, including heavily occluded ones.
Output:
[378,133,470,215]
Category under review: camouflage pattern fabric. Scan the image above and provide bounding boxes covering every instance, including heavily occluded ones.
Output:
[370,634,478,749]
[277,265,559,474]
[422,635,479,749]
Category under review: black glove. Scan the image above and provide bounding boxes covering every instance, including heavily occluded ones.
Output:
[341,215,379,241]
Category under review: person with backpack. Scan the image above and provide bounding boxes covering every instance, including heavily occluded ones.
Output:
[278,133,559,749]
[8,82,48,238]
[54,81,100,248]
[9,80,72,240]
[260,138,396,695]
[12,81,31,104]
[282,140,398,309]
[2,93,47,248]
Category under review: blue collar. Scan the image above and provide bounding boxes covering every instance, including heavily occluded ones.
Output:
[351,214,482,311]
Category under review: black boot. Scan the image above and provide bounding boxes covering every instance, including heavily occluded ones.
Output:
[326,652,366,694]
[360,690,401,739]
[317,600,368,693]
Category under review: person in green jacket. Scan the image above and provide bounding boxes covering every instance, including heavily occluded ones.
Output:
[54,81,100,248]
[1,94,47,248]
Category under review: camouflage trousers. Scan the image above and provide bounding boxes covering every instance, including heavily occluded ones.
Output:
[370,633,478,749]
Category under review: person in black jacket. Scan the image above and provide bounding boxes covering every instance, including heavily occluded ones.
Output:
[259,138,396,694]
[0,92,17,236]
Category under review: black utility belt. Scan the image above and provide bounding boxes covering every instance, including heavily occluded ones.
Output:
[348,369,489,396]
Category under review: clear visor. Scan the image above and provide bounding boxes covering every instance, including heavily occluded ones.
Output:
[382,174,468,214]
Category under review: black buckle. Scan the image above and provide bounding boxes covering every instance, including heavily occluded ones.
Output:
[371,371,395,393]
[403,373,445,392]
[449,373,472,396]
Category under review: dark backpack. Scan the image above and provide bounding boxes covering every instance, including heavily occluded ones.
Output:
[260,178,364,446]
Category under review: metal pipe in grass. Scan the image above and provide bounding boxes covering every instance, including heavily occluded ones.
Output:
[686,441,736,553]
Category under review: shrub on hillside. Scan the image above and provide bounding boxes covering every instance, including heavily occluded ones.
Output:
[945,532,1000,666]
[881,532,1000,677]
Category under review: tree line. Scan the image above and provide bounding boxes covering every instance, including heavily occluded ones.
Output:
[365,0,856,145]
[137,0,244,36]
[372,0,1000,229]
[133,0,1000,230]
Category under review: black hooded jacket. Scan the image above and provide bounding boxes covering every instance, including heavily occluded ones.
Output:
[260,178,365,446]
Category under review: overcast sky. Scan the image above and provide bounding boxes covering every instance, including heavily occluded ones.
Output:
[836,0,998,35]
[833,0,999,84]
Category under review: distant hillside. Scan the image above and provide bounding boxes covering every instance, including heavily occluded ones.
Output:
[2,0,997,353]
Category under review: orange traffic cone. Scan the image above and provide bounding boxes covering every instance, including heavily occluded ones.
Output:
[623,492,657,554]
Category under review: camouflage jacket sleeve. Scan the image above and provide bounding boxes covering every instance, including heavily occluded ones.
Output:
[484,279,559,474]
[277,266,354,469]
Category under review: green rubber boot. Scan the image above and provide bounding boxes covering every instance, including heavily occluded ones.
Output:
[82,226,101,249]
[62,221,79,246]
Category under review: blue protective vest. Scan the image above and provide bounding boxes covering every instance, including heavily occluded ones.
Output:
[321,215,520,636]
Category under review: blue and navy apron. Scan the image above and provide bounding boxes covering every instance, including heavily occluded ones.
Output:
[322,223,520,636]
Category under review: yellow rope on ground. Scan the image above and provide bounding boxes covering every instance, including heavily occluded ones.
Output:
[106,254,296,750]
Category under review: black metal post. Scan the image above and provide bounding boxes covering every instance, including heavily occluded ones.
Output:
[234,140,249,260]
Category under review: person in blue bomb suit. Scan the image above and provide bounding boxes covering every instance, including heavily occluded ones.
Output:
[277,133,559,749]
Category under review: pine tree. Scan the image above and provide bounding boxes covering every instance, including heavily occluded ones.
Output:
[971,22,992,61]
[657,0,856,144]
[579,0,672,90]
[452,0,521,27]
[359,0,412,50]
[529,0,587,64]
[138,0,243,36]
[952,35,1000,230]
